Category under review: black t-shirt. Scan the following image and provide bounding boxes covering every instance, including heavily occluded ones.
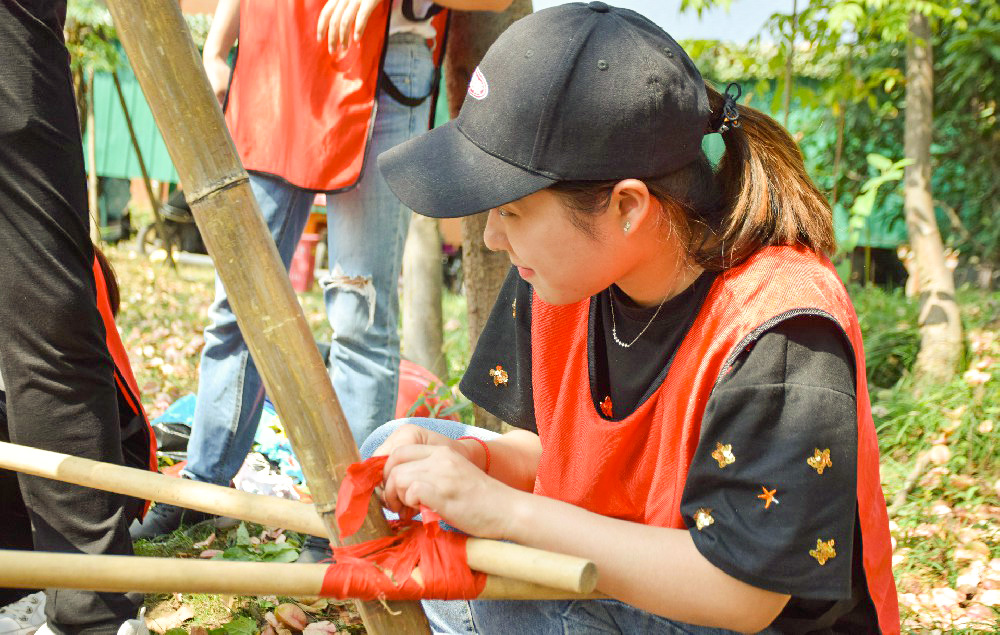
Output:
[461,267,880,633]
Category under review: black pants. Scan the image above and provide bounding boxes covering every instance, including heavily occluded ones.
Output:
[0,1,140,631]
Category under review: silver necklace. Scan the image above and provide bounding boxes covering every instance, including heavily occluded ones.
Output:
[609,289,668,348]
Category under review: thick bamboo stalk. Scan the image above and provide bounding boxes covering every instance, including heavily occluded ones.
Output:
[110,69,174,269]
[101,1,428,630]
[0,441,598,594]
[0,551,604,602]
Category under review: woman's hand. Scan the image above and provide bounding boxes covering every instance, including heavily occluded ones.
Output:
[372,423,462,458]
[316,0,383,53]
[380,443,519,540]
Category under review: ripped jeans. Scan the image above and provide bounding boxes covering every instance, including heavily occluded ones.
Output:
[183,33,434,485]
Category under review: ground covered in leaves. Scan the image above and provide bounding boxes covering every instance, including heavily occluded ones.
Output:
[107,245,998,633]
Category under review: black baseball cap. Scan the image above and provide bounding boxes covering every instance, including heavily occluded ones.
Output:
[378,1,710,218]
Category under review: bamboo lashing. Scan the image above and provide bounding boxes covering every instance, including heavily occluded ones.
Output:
[100,0,427,629]
[0,441,598,595]
[0,551,604,602]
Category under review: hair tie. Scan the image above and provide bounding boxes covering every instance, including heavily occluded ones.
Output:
[710,82,742,134]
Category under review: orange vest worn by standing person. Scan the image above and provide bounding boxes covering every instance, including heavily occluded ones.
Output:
[530,245,900,634]
[92,256,157,518]
[225,0,447,192]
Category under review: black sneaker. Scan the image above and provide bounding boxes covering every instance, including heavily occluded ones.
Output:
[128,503,215,541]
[295,534,333,563]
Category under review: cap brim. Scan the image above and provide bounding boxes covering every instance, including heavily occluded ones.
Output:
[378,120,555,218]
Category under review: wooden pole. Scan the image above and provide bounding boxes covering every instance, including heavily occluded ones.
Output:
[110,69,175,269]
[0,551,605,602]
[0,441,598,594]
[101,1,429,630]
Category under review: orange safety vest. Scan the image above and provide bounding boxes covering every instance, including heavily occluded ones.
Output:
[530,245,900,633]
[92,257,157,518]
[225,0,448,192]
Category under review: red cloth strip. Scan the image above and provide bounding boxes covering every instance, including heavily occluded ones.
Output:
[320,456,487,601]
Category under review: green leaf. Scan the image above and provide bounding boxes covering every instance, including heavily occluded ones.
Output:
[163,629,188,635]
[867,153,894,172]
[222,616,258,635]
[215,545,260,562]
[236,522,251,546]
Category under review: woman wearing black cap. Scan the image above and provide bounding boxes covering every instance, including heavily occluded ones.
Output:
[366,3,899,633]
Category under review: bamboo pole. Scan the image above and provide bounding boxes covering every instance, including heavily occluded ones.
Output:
[111,69,175,269]
[0,441,598,594]
[101,1,429,630]
[0,551,605,602]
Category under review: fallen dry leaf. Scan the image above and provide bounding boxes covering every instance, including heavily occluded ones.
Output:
[192,533,216,549]
[302,621,340,634]
[978,589,1000,607]
[145,604,195,634]
[275,603,310,630]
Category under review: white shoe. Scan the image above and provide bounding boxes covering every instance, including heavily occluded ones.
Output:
[116,607,148,635]
[0,592,46,635]
[32,606,148,635]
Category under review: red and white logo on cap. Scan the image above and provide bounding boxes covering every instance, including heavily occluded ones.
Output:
[468,67,489,100]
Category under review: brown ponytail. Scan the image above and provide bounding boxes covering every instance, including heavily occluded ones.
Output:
[702,81,835,268]
[550,82,835,271]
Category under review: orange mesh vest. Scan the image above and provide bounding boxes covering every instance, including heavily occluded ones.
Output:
[226,0,447,192]
[531,245,899,634]
[92,258,157,516]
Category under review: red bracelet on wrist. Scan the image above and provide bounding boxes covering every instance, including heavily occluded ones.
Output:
[457,436,491,475]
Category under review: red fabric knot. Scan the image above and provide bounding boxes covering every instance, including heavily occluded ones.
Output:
[320,456,487,601]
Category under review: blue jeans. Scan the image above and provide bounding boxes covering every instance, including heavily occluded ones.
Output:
[184,34,436,485]
[362,419,772,635]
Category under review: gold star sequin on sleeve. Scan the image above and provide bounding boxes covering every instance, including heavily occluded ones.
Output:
[489,365,509,386]
[694,508,715,531]
[807,448,833,474]
[511,298,517,318]
[711,442,735,468]
[757,486,779,509]
[809,538,836,565]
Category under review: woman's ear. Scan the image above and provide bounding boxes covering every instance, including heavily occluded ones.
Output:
[610,179,657,236]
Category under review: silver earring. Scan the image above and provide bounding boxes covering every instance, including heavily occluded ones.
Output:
[623,220,631,234]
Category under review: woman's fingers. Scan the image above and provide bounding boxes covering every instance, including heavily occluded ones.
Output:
[316,0,337,43]
[337,0,362,50]
[352,0,381,43]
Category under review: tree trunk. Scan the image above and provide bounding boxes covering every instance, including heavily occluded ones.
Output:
[402,214,447,379]
[904,11,962,384]
[444,0,531,432]
[444,1,532,432]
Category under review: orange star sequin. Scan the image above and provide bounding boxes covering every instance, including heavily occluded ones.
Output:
[489,365,509,386]
[600,396,613,418]
[807,448,833,474]
[711,442,735,468]
[810,538,837,565]
[694,508,715,531]
[757,486,779,509]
